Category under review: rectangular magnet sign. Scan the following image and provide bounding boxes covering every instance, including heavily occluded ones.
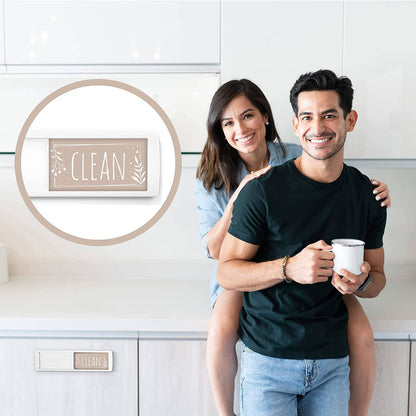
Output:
[22,133,160,197]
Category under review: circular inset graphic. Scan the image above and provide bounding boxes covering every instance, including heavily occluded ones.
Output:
[15,79,181,246]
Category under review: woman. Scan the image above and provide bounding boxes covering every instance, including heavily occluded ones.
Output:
[195,79,390,416]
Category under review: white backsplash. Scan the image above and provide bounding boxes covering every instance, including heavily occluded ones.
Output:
[0,156,414,279]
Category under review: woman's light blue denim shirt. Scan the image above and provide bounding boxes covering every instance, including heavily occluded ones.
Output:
[194,141,302,307]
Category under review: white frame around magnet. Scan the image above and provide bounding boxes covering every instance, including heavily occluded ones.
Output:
[22,132,160,197]
[35,350,114,372]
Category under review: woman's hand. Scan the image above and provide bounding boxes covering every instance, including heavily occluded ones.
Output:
[371,179,391,208]
[231,165,272,203]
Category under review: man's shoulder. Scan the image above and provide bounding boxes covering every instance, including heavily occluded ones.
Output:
[343,164,383,212]
[259,160,294,184]
[343,164,372,188]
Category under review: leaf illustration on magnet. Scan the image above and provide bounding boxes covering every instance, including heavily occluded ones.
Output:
[131,155,146,185]
[50,147,66,176]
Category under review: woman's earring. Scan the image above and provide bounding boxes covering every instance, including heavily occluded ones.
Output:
[266,122,269,126]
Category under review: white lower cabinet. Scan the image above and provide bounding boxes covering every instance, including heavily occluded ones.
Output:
[0,336,138,416]
[139,338,216,416]
[138,338,413,415]
[0,335,413,415]
[409,341,416,416]
[368,340,410,416]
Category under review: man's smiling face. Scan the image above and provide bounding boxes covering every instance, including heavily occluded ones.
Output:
[293,90,357,161]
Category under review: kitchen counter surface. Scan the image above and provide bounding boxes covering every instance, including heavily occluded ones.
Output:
[0,275,415,339]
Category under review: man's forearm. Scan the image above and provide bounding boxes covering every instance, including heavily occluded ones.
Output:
[217,258,285,292]
[355,270,386,299]
[355,247,386,298]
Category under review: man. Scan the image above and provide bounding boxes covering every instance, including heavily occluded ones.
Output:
[217,69,386,415]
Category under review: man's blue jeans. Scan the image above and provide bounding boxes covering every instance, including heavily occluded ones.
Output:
[240,344,350,416]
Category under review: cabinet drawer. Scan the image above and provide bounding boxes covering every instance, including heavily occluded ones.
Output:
[368,340,410,416]
[139,339,216,416]
[0,337,138,416]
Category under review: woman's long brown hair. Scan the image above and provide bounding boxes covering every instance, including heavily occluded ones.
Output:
[196,79,285,196]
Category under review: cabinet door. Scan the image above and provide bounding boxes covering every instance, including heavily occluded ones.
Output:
[221,1,343,146]
[0,337,138,416]
[368,340,410,416]
[409,341,416,416]
[0,73,218,153]
[5,1,220,65]
[344,1,416,158]
[0,1,4,66]
[139,339,216,416]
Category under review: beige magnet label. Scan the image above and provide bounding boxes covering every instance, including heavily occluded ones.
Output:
[35,350,113,372]
[74,352,110,371]
[49,138,148,191]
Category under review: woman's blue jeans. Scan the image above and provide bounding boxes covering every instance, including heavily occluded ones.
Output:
[240,344,350,416]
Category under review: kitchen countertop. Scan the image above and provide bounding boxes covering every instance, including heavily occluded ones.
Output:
[0,275,415,339]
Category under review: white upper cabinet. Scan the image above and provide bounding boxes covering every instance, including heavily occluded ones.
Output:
[0,2,4,66]
[344,1,416,159]
[0,73,218,153]
[0,1,4,67]
[4,1,220,65]
[221,1,343,146]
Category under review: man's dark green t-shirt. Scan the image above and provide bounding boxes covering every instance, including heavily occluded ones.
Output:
[228,160,386,360]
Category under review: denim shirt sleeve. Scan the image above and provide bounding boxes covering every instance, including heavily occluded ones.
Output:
[194,178,225,259]
[281,142,302,162]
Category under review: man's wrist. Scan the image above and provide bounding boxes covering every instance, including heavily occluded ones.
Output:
[356,273,372,292]
[282,255,292,283]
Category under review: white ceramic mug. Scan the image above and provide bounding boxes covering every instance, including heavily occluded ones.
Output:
[331,239,365,276]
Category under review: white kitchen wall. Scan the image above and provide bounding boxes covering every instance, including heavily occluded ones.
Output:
[0,155,414,280]
[352,166,414,275]
[0,156,208,275]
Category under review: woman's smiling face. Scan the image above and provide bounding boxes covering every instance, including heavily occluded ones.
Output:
[221,94,268,156]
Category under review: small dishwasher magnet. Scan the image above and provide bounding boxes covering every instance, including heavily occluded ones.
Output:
[36,350,113,372]
[23,133,160,197]
[15,79,181,245]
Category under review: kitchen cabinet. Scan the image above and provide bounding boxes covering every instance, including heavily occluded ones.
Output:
[409,340,416,416]
[0,337,412,416]
[139,338,217,416]
[0,276,415,415]
[139,338,413,416]
[0,336,138,416]
[0,73,218,153]
[221,1,343,147]
[343,1,416,159]
[0,1,4,66]
[4,1,220,66]
[368,340,410,416]
[222,1,416,160]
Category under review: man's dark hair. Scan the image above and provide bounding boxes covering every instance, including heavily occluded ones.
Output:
[289,69,354,119]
